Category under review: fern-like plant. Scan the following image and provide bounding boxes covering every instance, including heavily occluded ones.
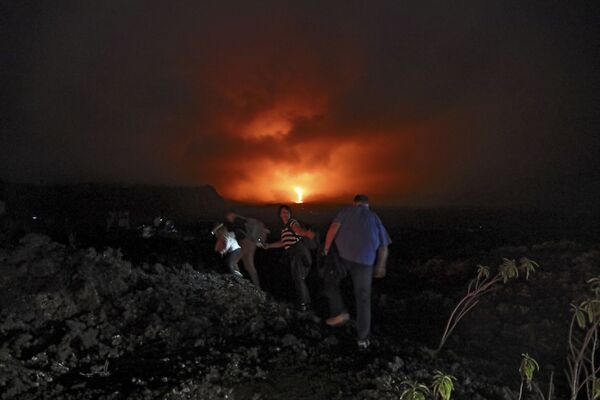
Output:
[400,380,431,400]
[433,257,538,355]
[518,353,540,399]
[515,354,555,400]
[566,276,600,400]
[432,370,456,400]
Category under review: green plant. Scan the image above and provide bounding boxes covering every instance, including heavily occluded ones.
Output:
[432,370,456,400]
[590,277,600,297]
[520,353,539,389]
[433,257,538,355]
[515,354,557,400]
[566,277,600,400]
[400,380,431,400]
[518,353,539,399]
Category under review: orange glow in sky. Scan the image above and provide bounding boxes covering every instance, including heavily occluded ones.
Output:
[239,101,323,140]
[6,1,592,211]
[181,41,467,205]
[209,134,433,204]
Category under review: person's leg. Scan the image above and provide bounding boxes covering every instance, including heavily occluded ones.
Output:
[289,244,312,307]
[323,256,349,318]
[349,261,373,341]
[240,238,260,287]
[225,249,242,276]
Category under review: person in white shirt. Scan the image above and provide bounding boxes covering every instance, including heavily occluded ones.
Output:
[212,222,243,278]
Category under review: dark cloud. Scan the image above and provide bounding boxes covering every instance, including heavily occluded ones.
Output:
[2,0,599,207]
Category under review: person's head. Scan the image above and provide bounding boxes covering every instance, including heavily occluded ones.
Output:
[225,210,237,223]
[278,204,292,223]
[211,222,227,237]
[353,194,369,206]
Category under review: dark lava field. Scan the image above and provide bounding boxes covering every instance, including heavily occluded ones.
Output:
[1,207,599,399]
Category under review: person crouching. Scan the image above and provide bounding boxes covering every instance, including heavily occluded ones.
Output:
[212,222,243,278]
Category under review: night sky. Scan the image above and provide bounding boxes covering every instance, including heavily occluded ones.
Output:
[2,1,599,208]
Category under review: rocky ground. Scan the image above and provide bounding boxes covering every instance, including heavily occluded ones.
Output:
[1,229,598,399]
[384,239,600,398]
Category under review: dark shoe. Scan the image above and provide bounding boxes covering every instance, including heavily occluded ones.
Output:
[357,339,370,350]
[325,312,350,327]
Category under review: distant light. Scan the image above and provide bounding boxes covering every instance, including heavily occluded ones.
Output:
[32,216,38,220]
[294,187,303,204]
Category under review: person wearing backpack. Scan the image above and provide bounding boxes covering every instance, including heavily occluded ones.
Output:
[225,211,267,287]
[263,205,316,312]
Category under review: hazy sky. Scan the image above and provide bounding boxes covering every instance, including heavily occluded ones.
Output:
[2,1,599,207]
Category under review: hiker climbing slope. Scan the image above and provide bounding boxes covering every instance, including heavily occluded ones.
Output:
[225,211,268,287]
[212,222,243,278]
[263,205,316,312]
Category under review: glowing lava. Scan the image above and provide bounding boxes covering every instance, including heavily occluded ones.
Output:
[294,187,304,203]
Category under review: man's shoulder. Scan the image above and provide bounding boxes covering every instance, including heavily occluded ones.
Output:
[367,208,382,219]
[332,205,352,222]
[363,209,387,229]
[356,205,378,218]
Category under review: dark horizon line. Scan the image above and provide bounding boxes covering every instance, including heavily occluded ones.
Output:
[1,179,596,215]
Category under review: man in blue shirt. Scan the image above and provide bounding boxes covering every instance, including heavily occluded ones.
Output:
[322,194,391,349]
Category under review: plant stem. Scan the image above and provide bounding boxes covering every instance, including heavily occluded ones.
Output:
[547,370,554,400]
[518,379,524,400]
[434,274,501,354]
[568,316,600,400]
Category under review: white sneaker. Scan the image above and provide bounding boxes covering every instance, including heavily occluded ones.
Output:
[357,339,370,350]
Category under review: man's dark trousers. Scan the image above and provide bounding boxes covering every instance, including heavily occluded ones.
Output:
[324,257,373,340]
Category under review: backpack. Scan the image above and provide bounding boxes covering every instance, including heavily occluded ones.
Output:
[301,228,320,251]
[241,217,269,245]
[291,219,320,251]
[317,243,346,281]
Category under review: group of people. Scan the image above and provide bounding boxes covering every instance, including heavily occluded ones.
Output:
[213,210,268,287]
[211,194,391,350]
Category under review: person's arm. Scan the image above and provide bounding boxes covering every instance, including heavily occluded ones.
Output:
[323,222,341,255]
[263,240,284,250]
[290,221,315,239]
[373,245,389,278]
[215,236,226,254]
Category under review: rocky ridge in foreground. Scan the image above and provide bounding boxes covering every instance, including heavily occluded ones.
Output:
[0,234,515,399]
